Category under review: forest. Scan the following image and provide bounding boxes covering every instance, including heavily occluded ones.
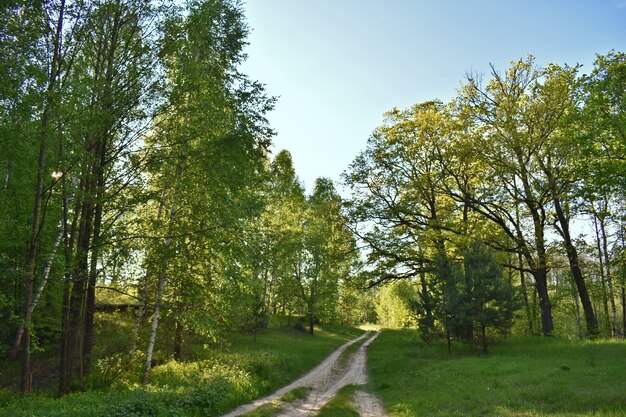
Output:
[0,0,625,414]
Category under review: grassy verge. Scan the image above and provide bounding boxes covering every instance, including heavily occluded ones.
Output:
[0,324,363,417]
[336,333,366,369]
[239,387,310,417]
[317,385,359,417]
[368,329,626,417]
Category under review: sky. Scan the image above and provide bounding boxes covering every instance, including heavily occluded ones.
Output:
[240,0,626,194]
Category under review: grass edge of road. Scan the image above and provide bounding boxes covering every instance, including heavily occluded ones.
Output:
[367,329,626,417]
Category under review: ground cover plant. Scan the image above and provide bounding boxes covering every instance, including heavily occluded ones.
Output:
[367,330,626,417]
[0,323,362,417]
[316,384,359,417]
[239,386,310,417]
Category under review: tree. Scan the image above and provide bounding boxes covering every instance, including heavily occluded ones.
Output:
[6,0,72,393]
[374,280,417,328]
[343,102,465,339]
[456,57,597,336]
[297,178,355,334]
[254,150,307,324]
[460,241,517,352]
[138,0,274,382]
[577,51,626,337]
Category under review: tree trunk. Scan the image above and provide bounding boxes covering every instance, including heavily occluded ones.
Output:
[130,189,167,361]
[174,319,183,361]
[21,0,66,393]
[419,269,434,336]
[553,198,598,336]
[142,264,166,385]
[621,232,626,337]
[82,203,100,375]
[622,286,626,338]
[82,132,107,374]
[480,322,487,354]
[593,212,611,335]
[571,276,583,339]
[142,161,182,385]
[129,281,147,361]
[597,209,618,337]
[65,174,95,390]
[515,144,553,337]
[532,268,553,336]
[518,253,533,335]
[308,313,314,335]
[7,228,62,360]
[531,228,553,336]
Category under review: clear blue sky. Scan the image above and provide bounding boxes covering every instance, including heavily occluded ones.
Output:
[240,0,626,193]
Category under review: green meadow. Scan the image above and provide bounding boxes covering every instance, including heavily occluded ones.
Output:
[367,330,626,417]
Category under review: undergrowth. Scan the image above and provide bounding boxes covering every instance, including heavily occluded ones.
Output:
[0,323,362,417]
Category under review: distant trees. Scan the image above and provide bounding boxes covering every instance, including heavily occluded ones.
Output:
[295,178,357,334]
[375,280,417,329]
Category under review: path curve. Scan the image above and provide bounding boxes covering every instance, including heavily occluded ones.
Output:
[276,331,381,416]
[221,332,372,417]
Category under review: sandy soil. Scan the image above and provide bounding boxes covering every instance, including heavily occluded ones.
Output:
[353,390,388,417]
[220,331,386,417]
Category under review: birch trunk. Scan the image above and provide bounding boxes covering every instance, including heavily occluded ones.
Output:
[142,162,182,385]
[7,228,62,361]
[21,0,66,393]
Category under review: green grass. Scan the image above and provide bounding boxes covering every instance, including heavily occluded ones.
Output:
[0,323,363,417]
[239,387,310,417]
[368,329,626,417]
[336,334,365,369]
[317,385,359,417]
[240,402,283,417]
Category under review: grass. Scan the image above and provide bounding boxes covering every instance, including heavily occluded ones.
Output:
[239,387,310,417]
[367,329,626,417]
[0,319,363,417]
[239,334,367,417]
[336,334,365,369]
[240,402,283,417]
[317,385,359,417]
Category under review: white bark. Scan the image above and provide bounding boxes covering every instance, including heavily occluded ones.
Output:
[142,162,182,385]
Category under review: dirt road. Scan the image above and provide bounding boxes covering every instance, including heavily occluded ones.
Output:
[221,331,386,417]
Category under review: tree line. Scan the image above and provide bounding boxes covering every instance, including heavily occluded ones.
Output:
[0,0,359,395]
[344,53,626,345]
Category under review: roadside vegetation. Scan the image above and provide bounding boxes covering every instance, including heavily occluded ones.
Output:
[317,385,359,417]
[367,329,626,417]
[0,318,362,417]
[239,387,310,417]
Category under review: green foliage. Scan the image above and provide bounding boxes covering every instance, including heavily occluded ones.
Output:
[346,53,626,339]
[375,281,417,329]
[578,51,626,191]
[368,329,626,417]
[456,241,518,350]
[1,324,363,416]
[293,178,358,333]
[337,284,377,325]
